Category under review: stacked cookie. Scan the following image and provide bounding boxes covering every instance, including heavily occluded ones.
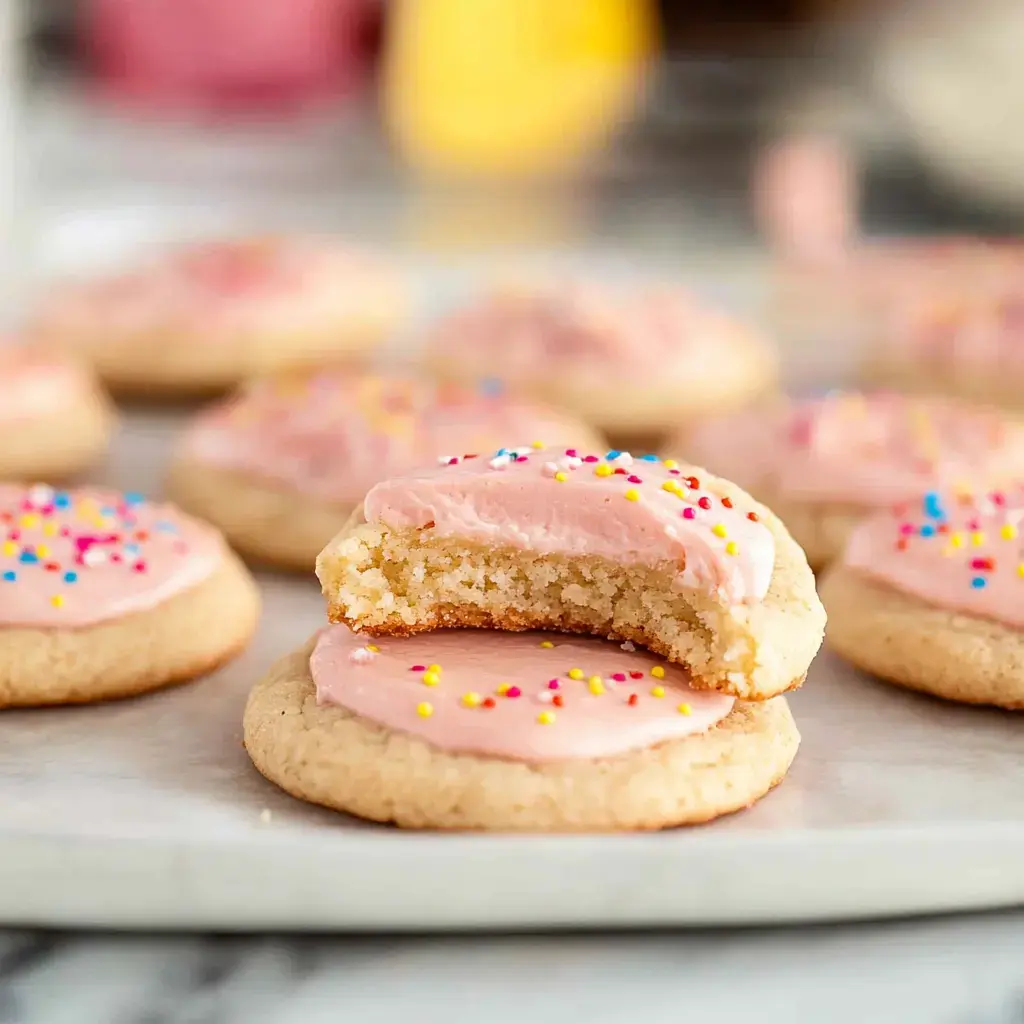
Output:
[244,444,826,831]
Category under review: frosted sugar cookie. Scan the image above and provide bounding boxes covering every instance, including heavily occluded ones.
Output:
[424,282,776,449]
[316,445,824,701]
[30,236,402,397]
[0,347,114,481]
[821,485,1024,709]
[243,627,800,831]
[0,484,260,707]
[168,372,604,570]
[681,392,1024,570]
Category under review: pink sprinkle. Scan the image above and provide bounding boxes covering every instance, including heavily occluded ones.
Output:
[967,517,981,531]
[132,560,146,573]
[612,672,626,682]
[682,507,696,520]
[669,468,681,475]
[110,553,123,563]
[515,455,528,462]
[627,475,642,484]
[410,664,426,671]
[898,523,915,536]
[447,457,459,465]
[507,686,522,699]
[992,492,1006,506]
[547,679,560,690]
[565,449,578,458]
[583,455,599,463]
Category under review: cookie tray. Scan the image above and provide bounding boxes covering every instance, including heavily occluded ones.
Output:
[0,406,1022,931]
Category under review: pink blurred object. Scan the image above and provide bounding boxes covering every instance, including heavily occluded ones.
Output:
[83,0,380,115]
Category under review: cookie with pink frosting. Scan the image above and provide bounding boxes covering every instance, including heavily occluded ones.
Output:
[317,444,824,702]
[0,483,260,706]
[423,282,776,448]
[0,346,114,481]
[680,392,1024,570]
[243,627,800,831]
[168,372,604,571]
[29,236,403,397]
[821,485,1024,709]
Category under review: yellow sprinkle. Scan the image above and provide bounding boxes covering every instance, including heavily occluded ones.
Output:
[949,532,963,549]
[594,464,612,478]
[588,677,605,695]
[651,665,666,679]
[497,683,511,695]
[650,686,665,698]
[422,671,440,687]
[42,523,58,538]
[539,641,554,649]
[19,514,38,528]
[624,489,640,502]
[50,594,64,608]
[554,471,568,483]
[461,692,483,708]
[971,532,985,547]
[366,644,380,653]
[36,545,49,559]
[567,668,584,680]
[712,524,728,538]
[725,541,738,556]
[531,440,545,449]
[1001,524,1018,541]
[416,702,434,718]
[537,711,557,725]
[428,663,441,672]
[1,541,14,557]
[677,703,692,716]
[663,459,678,469]
[1018,564,1024,578]
[662,480,680,494]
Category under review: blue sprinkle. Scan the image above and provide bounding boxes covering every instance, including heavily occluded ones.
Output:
[920,525,936,538]
[479,377,505,396]
[971,577,987,589]
[18,551,38,564]
[63,571,77,584]
[639,454,659,461]
[124,543,141,556]
[154,520,178,534]
[100,505,117,517]
[606,450,621,460]
[53,492,71,509]
[123,491,145,506]
[2,570,16,582]
[495,448,509,457]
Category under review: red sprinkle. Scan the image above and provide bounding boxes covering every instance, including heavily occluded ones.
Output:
[515,456,528,462]
[132,560,147,572]
[482,698,496,709]
[971,557,995,571]
[611,672,626,682]
[721,497,733,508]
[747,511,759,522]
[410,664,426,671]
[583,455,599,463]
[506,686,522,699]
[698,497,712,510]
[896,538,909,552]
[614,467,627,475]
[685,476,700,489]
[629,670,644,680]
[627,694,639,707]
[464,453,479,459]
[44,562,60,572]
[682,507,696,520]
[552,695,564,708]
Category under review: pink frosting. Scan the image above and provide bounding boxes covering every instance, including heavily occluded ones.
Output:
[361,445,774,604]
[182,374,594,504]
[311,625,735,761]
[843,485,1024,628]
[686,393,1024,507]
[428,283,763,383]
[0,346,97,422]
[0,484,225,628]
[32,236,395,342]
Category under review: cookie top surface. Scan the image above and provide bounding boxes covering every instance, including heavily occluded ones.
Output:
[0,484,225,628]
[181,373,598,504]
[362,444,774,603]
[685,392,1024,507]
[311,625,735,761]
[32,236,396,342]
[842,485,1024,628]
[427,282,767,383]
[0,346,97,421]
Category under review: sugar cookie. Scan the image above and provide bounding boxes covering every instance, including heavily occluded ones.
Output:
[243,628,800,831]
[168,372,604,571]
[424,282,776,449]
[0,483,260,707]
[0,347,114,481]
[681,392,1024,570]
[316,445,824,701]
[30,237,402,397]
[821,485,1024,710]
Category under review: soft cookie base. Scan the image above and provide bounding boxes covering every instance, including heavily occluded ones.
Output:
[0,552,260,707]
[820,564,1024,710]
[243,638,801,832]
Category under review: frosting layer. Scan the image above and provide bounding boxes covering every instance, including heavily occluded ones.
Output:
[362,444,774,604]
[843,485,1024,629]
[686,392,1024,507]
[0,484,224,628]
[182,373,595,505]
[311,625,735,761]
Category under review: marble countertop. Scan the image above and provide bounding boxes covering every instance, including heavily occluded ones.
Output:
[2,912,1024,1024]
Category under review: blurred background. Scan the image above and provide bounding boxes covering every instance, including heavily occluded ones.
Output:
[5,0,1024,313]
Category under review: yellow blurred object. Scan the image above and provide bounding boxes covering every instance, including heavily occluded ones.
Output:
[383,0,659,178]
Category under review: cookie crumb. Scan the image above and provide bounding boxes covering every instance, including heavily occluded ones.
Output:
[259,809,272,825]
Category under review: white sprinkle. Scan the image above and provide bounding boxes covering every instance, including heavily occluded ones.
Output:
[489,454,512,470]
[27,484,54,506]
[542,461,560,478]
[259,809,273,825]
[558,455,583,471]
[349,647,376,665]
[82,547,108,567]
[537,690,554,704]
[620,640,637,652]
[610,451,634,467]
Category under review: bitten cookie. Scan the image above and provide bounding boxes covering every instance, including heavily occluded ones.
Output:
[0,483,260,707]
[423,282,776,450]
[168,372,604,571]
[29,236,402,397]
[681,391,1024,571]
[316,445,825,701]
[0,346,115,481]
[243,628,800,832]
[820,486,1024,710]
